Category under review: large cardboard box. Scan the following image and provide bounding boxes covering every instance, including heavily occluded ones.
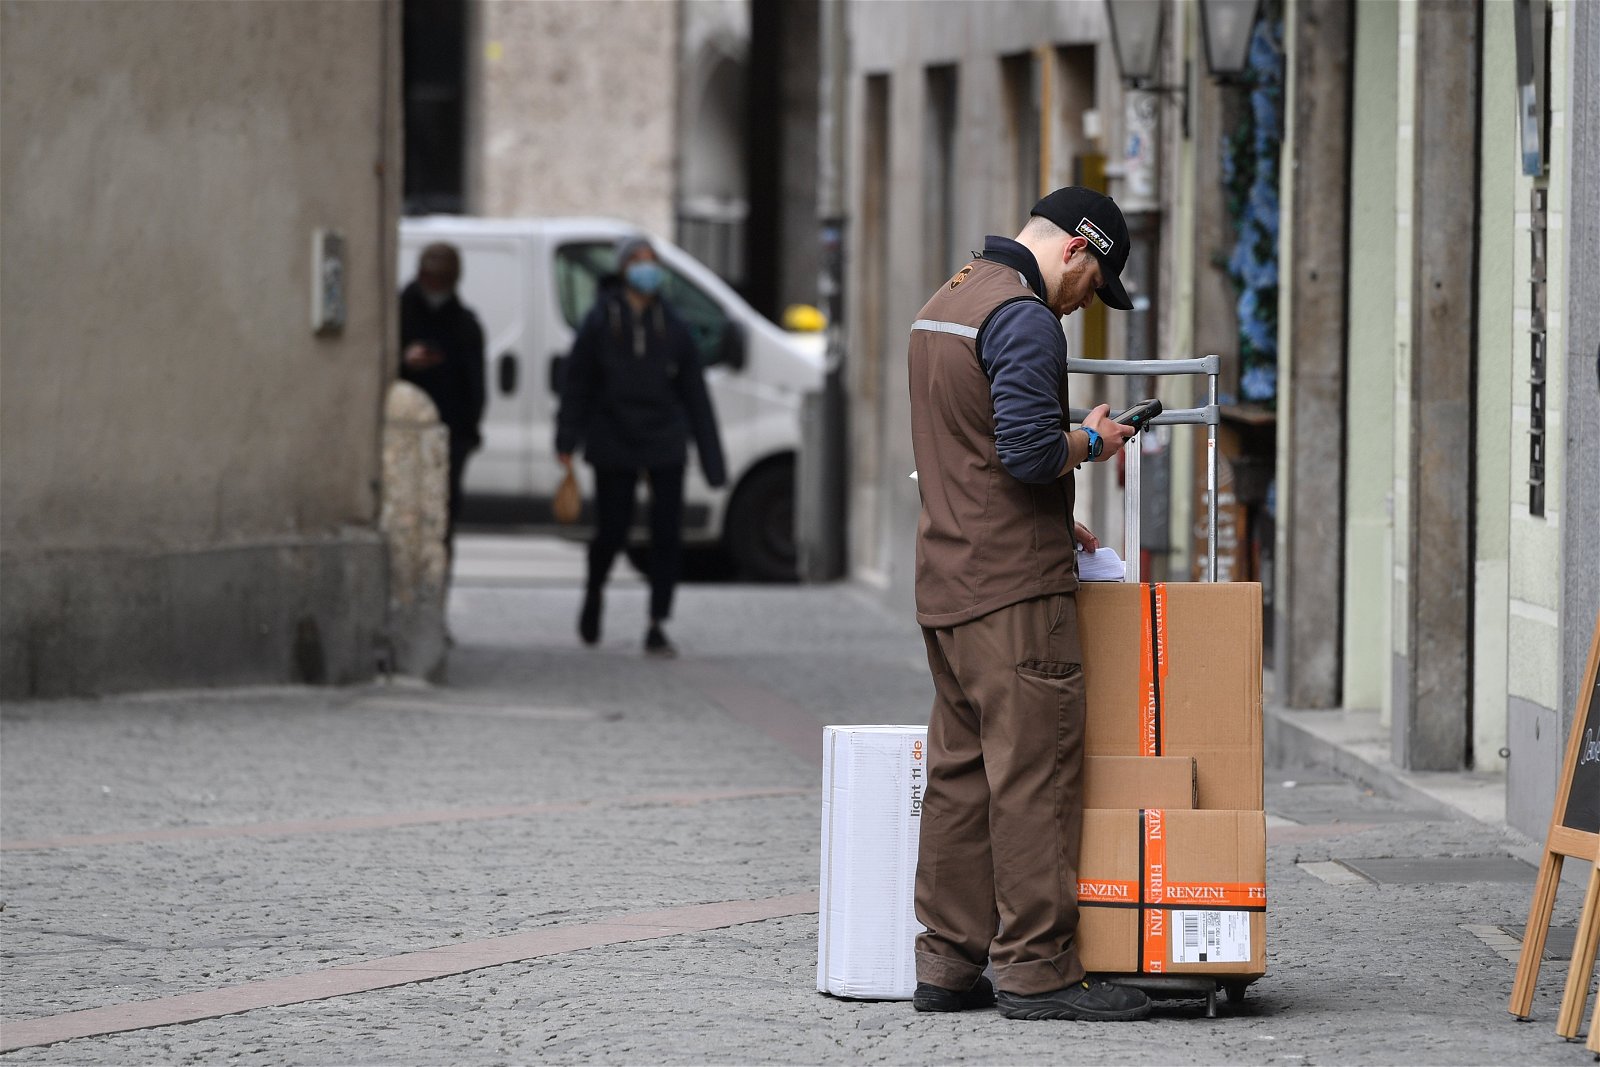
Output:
[817,725,926,999]
[1083,755,1196,809]
[1076,808,1267,976]
[1077,582,1264,811]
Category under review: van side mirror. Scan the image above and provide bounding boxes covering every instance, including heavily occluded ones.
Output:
[719,321,747,372]
[498,352,518,395]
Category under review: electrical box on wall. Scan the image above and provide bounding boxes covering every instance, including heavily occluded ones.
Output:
[311,229,346,336]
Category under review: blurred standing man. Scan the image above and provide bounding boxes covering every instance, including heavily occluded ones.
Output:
[907,189,1147,1022]
[556,236,725,658]
[399,243,486,561]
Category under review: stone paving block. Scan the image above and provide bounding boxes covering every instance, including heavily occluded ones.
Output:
[0,556,1588,1063]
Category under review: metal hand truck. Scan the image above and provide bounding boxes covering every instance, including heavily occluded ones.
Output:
[1069,355,1253,1018]
[1066,354,1221,585]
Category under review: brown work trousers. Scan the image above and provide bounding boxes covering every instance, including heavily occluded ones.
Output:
[913,592,1087,996]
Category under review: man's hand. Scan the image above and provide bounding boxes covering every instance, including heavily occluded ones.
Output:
[1082,403,1136,461]
[1073,522,1100,553]
[403,342,443,371]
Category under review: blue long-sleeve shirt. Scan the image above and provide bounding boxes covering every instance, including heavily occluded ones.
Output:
[973,236,1070,484]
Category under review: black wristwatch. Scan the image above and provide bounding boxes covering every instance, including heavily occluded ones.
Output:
[1084,426,1104,461]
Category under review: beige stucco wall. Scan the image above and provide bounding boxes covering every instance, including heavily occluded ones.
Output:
[1341,0,1398,714]
[1,0,394,551]
[1472,0,1517,777]
[0,0,399,695]
[1504,2,1571,717]
[1386,0,1418,729]
[1355,0,1576,823]
[467,0,678,237]
[1500,0,1575,832]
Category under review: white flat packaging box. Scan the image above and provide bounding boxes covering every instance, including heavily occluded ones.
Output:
[817,724,927,999]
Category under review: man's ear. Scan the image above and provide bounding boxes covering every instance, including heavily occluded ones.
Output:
[1063,235,1089,263]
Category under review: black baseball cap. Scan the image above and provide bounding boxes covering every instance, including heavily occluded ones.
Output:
[1029,187,1134,311]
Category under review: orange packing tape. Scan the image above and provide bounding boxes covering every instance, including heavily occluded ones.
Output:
[1076,882,1268,910]
[1077,878,1140,905]
[1138,584,1169,757]
[1162,882,1269,909]
[1142,808,1168,972]
[1077,809,1268,973]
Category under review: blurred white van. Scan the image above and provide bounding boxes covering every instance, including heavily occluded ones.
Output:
[398,216,823,580]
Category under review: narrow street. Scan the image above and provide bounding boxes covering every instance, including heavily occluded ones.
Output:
[0,535,1591,1065]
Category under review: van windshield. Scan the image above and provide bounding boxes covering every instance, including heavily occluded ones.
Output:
[555,242,732,368]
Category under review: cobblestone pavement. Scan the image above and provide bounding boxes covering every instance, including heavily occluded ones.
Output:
[0,535,1593,1064]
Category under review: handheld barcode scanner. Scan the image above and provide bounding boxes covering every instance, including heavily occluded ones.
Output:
[1113,398,1163,437]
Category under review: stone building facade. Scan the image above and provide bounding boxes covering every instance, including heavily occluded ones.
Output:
[464,0,679,238]
[1324,0,1600,832]
[422,0,817,320]
[836,0,1599,836]
[838,1,1175,609]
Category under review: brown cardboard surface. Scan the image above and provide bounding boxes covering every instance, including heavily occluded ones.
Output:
[1075,809,1267,977]
[1077,908,1143,976]
[1077,582,1264,811]
[1083,756,1196,810]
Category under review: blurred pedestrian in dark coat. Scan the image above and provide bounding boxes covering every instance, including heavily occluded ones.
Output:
[399,242,486,560]
[555,236,726,657]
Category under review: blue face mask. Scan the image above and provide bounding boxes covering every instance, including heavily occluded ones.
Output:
[624,261,664,296]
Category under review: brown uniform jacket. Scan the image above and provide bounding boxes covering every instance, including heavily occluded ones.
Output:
[908,257,1078,628]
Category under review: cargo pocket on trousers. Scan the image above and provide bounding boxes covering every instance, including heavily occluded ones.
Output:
[1016,660,1082,682]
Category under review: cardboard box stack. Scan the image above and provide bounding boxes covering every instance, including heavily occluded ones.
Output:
[1075,581,1267,977]
[816,582,1266,997]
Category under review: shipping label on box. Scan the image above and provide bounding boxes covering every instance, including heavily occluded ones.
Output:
[1076,808,1267,976]
[817,725,928,999]
[1077,582,1264,811]
[1170,910,1253,964]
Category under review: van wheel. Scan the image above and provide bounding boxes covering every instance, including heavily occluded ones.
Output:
[726,462,797,582]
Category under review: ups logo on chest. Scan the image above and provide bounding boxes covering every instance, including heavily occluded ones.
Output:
[948,265,974,289]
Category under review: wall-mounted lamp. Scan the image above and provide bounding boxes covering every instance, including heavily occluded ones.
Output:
[1105,0,1263,136]
[1105,0,1166,86]
[1200,0,1262,83]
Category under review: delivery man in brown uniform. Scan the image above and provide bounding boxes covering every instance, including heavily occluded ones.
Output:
[908,187,1148,1021]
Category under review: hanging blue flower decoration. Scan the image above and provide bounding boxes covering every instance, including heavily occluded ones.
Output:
[1220,16,1284,405]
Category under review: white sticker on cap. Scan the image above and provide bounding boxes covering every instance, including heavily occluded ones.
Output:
[1076,218,1113,255]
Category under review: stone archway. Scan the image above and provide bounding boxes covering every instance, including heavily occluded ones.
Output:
[677,39,748,286]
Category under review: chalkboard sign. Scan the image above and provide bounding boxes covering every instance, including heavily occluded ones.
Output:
[1510,610,1600,1032]
[1544,611,1600,853]
[1562,663,1600,835]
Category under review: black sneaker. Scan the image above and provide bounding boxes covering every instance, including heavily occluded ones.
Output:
[578,588,602,646]
[643,623,677,658]
[995,979,1152,1022]
[912,976,996,1013]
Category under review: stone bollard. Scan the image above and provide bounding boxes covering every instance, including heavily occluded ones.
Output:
[379,380,449,681]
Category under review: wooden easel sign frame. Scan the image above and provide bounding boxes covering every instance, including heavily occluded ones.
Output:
[1509,611,1600,1039]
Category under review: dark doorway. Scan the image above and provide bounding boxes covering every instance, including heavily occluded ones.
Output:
[403,0,467,215]
[743,0,820,321]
